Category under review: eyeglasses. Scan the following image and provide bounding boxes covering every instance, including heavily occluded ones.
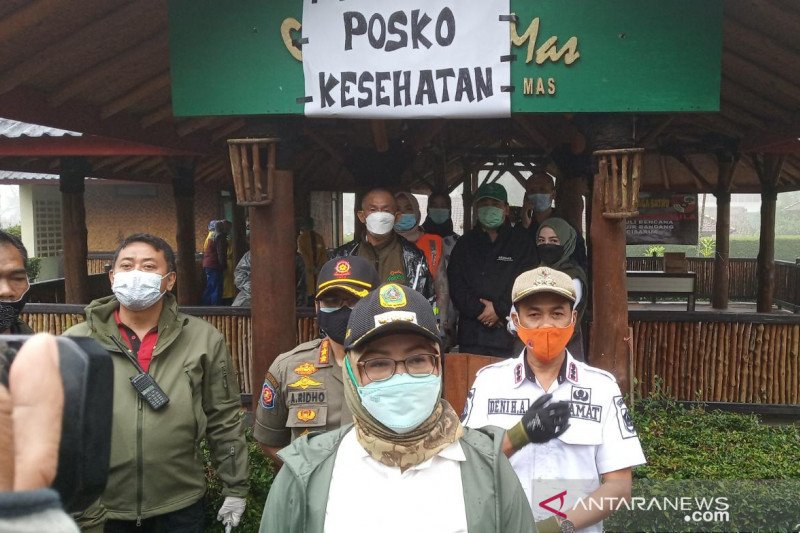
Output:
[357,353,438,382]
[318,294,360,310]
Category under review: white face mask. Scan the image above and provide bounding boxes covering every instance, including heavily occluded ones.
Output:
[112,269,169,311]
[365,212,396,236]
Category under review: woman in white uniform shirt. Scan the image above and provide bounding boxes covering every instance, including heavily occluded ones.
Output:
[260,283,535,533]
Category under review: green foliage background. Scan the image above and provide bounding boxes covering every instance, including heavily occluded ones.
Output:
[1,224,42,281]
[201,391,800,531]
[628,235,800,262]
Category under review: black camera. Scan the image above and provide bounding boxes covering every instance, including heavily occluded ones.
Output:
[0,335,114,513]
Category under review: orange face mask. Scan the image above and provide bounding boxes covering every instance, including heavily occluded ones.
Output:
[515,318,575,363]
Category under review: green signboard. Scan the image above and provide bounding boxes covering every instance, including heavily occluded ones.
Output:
[169,0,721,117]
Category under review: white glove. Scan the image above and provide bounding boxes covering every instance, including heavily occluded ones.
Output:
[217,496,247,529]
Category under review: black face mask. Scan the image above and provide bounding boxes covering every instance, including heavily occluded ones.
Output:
[537,244,565,266]
[317,306,352,345]
[0,294,28,332]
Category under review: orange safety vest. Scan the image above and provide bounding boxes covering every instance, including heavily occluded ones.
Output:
[415,233,444,278]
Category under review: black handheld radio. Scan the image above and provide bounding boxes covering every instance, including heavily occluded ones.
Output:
[109,336,170,410]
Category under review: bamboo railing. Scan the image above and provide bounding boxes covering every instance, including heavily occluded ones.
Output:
[630,311,800,404]
[20,304,800,405]
[626,257,796,303]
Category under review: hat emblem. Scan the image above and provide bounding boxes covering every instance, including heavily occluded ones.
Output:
[334,259,352,278]
[534,268,557,287]
[379,283,407,308]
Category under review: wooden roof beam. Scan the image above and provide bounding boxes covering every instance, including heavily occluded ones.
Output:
[670,153,715,191]
[638,117,674,148]
[101,71,171,119]
[722,19,800,84]
[49,32,168,107]
[304,128,345,164]
[0,86,213,157]
[722,51,800,105]
[141,104,173,129]
[0,2,147,96]
[211,120,247,143]
[0,0,73,44]
[512,115,552,153]
[177,117,219,137]
[410,120,446,152]
[742,122,800,153]
[720,76,792,123]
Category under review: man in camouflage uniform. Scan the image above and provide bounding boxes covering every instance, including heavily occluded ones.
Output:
[254,255,379,465]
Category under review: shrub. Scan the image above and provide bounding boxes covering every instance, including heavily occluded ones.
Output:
[697,236,715,258]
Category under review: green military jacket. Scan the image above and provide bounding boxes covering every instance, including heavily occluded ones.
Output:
[259,425,535,533]
[65,293,248,522]
[254,338,352,446]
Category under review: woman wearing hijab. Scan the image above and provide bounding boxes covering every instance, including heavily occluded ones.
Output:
[260,283,535,533]
[536,217,589,360]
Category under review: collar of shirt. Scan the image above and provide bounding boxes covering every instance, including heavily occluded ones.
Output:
[114,309,159,372]
[353,434,466,472]
[510,349,580,389]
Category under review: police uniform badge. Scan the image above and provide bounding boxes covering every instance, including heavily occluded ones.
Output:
[318,339,331,365]
[288,376,323,389]
[614,395,637,438]
[293,362,317,376]
[568,361,578,382]
[513,363,524,385]
[260,372,279,410]
[296,409,317,423]
[334,259,352,278]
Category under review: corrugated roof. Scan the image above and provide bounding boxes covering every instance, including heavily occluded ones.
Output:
[0,170,59,180]
[0,117,81,138]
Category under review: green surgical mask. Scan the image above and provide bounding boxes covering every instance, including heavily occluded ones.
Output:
[477,206,505,229]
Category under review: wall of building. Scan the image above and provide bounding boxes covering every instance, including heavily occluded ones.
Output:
[19,181,224,281]
[83,182,220,252]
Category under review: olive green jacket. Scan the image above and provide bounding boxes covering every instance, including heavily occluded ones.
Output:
[65,293,248,521]
[260,425,535,533]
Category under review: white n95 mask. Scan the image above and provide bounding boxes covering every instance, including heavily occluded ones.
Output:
[112,270,169,311]
[365,212,396,236]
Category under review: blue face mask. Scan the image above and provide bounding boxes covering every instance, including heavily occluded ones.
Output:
[346,358,441,434]
[427,208,450,225]
[394,213,417,232]
[528,193,552,212]
[477,206,505,229]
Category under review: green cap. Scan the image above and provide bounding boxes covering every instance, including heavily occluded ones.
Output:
[474,183,508,204]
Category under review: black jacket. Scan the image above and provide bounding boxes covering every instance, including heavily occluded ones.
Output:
[330,236,433,300]
[448,224,537,357]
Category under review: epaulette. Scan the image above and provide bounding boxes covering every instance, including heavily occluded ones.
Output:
[273,338,323,367]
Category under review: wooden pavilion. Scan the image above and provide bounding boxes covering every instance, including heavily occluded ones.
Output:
[0,0,798,409]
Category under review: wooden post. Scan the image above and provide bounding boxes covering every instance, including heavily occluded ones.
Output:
[589,166,630,391]
[712,191,731,309]
[230,190,247,262]
[59,157,90,304]
[711,152,737,309]
[171,164,197,305]
[250,168,296,410]
[754,154,785,313]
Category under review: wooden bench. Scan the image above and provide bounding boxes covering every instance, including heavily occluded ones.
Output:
[626,271,697,311]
